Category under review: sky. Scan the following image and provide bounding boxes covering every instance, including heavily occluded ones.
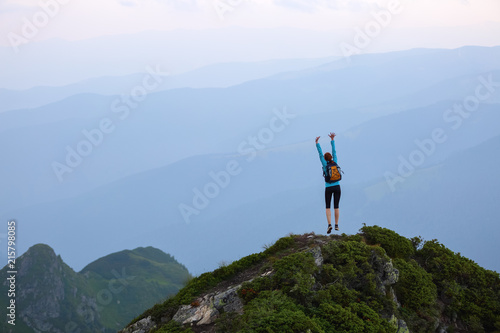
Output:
[0,0,499,89]
[1,0,500,274]
[1,0,499,44]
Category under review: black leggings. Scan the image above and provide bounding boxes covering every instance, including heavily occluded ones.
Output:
[325,185,341,209]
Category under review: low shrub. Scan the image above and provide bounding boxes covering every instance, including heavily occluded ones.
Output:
[361,225,414,259]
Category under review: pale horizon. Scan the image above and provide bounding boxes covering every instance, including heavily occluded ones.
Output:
[1,0,500,89]
[1,0,500,44]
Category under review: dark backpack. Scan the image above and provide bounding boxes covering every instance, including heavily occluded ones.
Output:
[323,161,343,183]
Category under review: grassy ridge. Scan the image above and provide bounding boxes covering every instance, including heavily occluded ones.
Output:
[128,226,500,333]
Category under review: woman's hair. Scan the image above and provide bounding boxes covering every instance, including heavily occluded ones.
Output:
[324,152,332,161]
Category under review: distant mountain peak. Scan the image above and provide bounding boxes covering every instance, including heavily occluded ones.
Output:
[1,244,191,332]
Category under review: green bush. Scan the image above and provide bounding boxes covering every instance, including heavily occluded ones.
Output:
[393,258,437,310]
[154,320,194,333]
[317,302,396,333]
[263,235,296,256]
[272,252,317,304]
[319,303,365,332]
[350,302,397,333]
[313,284,359,308]
[361,225,414,259]
[215,312,244,333]
[416,240,500,332]
[237,290,324,333]
[321,240,368,287]
[239,277,273,303]
[321,240,385,302]
[319,239,396,316]
[273,252,317,282]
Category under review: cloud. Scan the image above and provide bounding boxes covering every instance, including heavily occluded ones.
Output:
[272,0,381,12]
[273,0,319,12]
[118,0,141,7]
[160,0,202,11]
[0,0,41,12]
[116,0,201,11]
[1,0,498,46]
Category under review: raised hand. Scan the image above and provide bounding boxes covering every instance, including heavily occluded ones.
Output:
[329,132,336,140]
[315,136,320,143]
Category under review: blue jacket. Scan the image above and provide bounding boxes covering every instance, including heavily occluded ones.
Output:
[317,140,340,187]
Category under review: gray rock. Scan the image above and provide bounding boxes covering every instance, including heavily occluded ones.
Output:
[382,261,399,286]
[437,326,448,333]
[389,315,411,333]
[173,294,217,326]
[214,285,244,314]
[314,238,327,246]
[397,319,410,333]
[172,303,204,324]
[308,246,324,267]
[172,284,244,326]
[121,316,156,333]
[261,270,273,277]
[372,252,399,294]
[388,287,400,307]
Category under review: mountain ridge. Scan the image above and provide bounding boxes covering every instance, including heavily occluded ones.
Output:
[0,56,336,113]
[121,226,500,333]
[0,243,191,332]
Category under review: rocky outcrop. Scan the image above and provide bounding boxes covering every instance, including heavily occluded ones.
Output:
[121,316,157,333]
[307,245,324,267]
[397,319,410,333]
[4,244,102,333]
[390,315,410,333]
[372,250,399,294]
[172,284,244,326]
[372,253,408,332]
